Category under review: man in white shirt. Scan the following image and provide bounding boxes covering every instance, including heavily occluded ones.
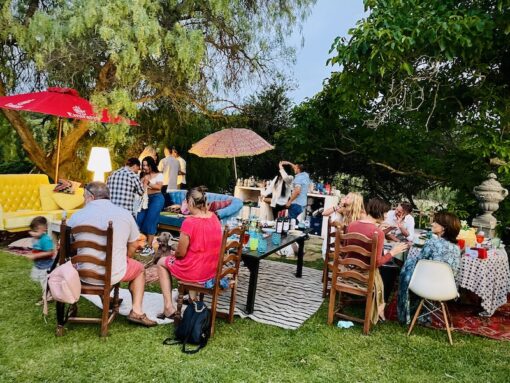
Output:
[172,147,187,189]
[384,202,415,242]
[68,182,156,327]
[158,146,179,193]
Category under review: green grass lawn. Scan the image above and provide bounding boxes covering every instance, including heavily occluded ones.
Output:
[1,252,509,383]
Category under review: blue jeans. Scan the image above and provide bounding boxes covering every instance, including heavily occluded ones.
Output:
[137,193,165,235]
[288,204,303,220]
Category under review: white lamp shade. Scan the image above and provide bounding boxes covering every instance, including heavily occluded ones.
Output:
[87,147,112,172]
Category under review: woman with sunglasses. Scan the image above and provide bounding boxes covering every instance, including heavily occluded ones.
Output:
[397,211,461,324]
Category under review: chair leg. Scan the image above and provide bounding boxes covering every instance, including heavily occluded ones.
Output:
[101,293,111,337]
[407,299,424,336]
[327,287,337,325]
[112,285,120,314]
[322,264,328,298]
[363,292,374,335]
[228,287,237,324]
[175,285,185,325]
[440,302,453,345]
[210,293,218,337]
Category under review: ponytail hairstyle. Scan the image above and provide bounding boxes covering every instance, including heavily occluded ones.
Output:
[186,186,208,211]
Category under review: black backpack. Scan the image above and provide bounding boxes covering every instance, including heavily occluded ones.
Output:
[163,301,211,354]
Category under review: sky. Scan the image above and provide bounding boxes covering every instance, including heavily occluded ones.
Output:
[287,0,366,103]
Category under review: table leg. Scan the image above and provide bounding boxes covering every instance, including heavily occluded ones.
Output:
[296,236,305,278]
[243,257,260,314]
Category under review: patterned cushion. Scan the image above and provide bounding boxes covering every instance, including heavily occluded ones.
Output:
[208,199,232,212]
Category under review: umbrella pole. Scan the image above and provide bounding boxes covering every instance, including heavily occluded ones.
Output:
[55,118,63,181]
[233,157,238,180]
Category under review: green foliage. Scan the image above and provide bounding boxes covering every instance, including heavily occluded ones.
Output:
[0,0,315,178]
[280,0,510,212]
[1,253,510,382]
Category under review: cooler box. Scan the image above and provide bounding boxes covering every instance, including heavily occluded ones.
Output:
[310,215,322,236]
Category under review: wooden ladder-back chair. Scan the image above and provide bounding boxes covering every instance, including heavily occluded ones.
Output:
[327,230,379,335]
[176,225,246,337]
[56,219,120,337]
[322,218,345,298]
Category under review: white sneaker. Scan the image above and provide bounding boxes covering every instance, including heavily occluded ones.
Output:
[140,246,155,257]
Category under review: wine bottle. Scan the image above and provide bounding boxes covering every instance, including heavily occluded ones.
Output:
[276,213,283,234]
[282,214,290,235]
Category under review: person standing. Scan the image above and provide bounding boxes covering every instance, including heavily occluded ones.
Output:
[137,156,165,257]
[158,146,179,194]
[107,158,144,217]
[281,160,310,221]
[172,147,187,189]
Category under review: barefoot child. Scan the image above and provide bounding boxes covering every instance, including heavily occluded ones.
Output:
[26,216,55,304]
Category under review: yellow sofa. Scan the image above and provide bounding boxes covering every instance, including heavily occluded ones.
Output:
[0,174,84,232]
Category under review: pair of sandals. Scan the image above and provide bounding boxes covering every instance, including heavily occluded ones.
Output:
[156,297,195,319]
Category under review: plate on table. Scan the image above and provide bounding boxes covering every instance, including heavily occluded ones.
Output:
[262,228,275,234]
[288,229,302,236]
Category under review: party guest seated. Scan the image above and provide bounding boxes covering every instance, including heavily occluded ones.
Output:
[68,182,156,327]
[346,198,408,323]
[321,191,365,257]
[384,202,415,242]
[156,186,223,319]
[397,211,461,324]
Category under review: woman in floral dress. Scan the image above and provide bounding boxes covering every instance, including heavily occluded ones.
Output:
[397,211,461,324]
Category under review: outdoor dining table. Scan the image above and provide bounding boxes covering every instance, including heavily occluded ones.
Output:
[241,230,310,314]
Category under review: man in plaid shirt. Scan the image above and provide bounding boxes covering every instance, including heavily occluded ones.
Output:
[107,158,144,216]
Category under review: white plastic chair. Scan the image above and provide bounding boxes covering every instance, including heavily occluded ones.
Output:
[407,259,459,345]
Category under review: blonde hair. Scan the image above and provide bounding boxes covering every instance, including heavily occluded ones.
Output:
[343,192,364,225]
[186,186,208,211]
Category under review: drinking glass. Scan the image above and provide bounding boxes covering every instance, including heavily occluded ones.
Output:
[476,232,485,247]
[257,238,267,253]
[249,234,259,251]
[272,232,281,245]
[242,233,250,248]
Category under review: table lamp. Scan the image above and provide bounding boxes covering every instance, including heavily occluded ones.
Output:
[87,147,112,182]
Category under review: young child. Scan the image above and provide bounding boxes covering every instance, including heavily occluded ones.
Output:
[26,216,55,304]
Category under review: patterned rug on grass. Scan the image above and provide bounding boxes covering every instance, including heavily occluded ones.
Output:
[86,260,324,330]
[385,294,510,341]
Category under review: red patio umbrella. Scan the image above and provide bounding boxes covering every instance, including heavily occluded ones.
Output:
[0,87,137,180]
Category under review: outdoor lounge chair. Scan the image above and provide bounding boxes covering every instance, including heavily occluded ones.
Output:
[175,225,245,337]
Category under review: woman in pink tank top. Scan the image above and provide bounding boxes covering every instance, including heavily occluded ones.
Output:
[156,186,222,319]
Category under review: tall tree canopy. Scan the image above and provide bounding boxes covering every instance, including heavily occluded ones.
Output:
[0,0,315,178]
[283,0,509,206]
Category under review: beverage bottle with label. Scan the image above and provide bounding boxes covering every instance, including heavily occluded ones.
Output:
[282,213,290,235]
[276,212,284,234]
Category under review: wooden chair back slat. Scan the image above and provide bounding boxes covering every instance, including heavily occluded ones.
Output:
[71,240,107,252]
[70,254,106,266]
[77,269,106,281]
[327,229,379,335]
[71,225,108,236]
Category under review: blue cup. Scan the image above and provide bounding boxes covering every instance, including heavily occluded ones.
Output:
[257,238,267,253]
[271,232,281,245]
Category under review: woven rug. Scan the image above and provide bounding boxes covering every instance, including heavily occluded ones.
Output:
[385,294,510,341]
[86,260,324,330]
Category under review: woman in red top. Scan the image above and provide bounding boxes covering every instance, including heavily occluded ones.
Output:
[156,186,223,319]
[346,198,408,323]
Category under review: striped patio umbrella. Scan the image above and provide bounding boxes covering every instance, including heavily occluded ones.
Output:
[188,128,274,179]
